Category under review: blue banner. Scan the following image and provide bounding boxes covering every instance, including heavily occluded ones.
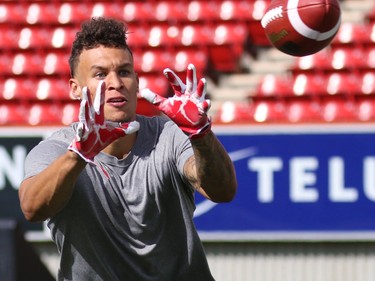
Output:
[194,126,375,240]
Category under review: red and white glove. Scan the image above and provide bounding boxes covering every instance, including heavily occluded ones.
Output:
[68,81,140,164]
[141,64,211,139]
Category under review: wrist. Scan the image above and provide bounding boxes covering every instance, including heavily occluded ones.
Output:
[189,120,212,140]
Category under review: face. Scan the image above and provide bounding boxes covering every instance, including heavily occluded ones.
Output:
[70,46,139,123]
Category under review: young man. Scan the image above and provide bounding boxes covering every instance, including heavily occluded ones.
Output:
[19,17,237,281]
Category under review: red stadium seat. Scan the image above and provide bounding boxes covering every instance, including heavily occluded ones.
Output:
[287,99,322,123]
[214,101,254,124]
[0,3,29,25]
[1,78,37,101]
[321,99,357,122]
[360,72,375,96]
[219,1,255,22]
[254,74,293,99]
[357,99,375,122]
[36,78,71,101]
[291,50,331,74]
[331,22,372,48]
[61,102,80,125]
[138,75,169,97]
[123,2,154,23]
[133,49,174,74]
[153,2,188,23]
[325,73,361,97]
[252,100,287,123]
[27,103,62,126]
[0,27,18,50]
[187,1,220,23]
[292,74,327,98]
[57,2,94,25]
[171,49,207,77]
[209,23,248,72]
[0,103,28,126]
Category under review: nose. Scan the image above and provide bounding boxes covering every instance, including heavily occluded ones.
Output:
[106,72,124,90]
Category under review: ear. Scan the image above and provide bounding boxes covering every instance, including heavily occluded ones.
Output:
[69,78,81,100]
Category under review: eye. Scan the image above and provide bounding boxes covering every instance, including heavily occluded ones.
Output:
[119,69,132,77]
[95,72,106,79]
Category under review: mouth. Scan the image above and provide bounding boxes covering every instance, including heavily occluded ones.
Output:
[106,96,127,108]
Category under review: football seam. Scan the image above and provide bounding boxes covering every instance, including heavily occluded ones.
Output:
[261,6,283,28]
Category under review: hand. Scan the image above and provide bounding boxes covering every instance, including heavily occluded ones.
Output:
[141,64,211,139]
[68,81,140,164]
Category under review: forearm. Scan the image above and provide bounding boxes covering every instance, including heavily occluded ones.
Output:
[19,150,86,222]
[187,131,237,202]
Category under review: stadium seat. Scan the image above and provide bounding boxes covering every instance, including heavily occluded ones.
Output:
[133,49,174,74]
[219,0,255,22]
[123,2,154,23]
[357,99,375,122]
[36,78,71,101]
[187,1,221,23]
[252,100,287,123]
[1,78,37,101]
[321,99,357,122]
[171,49,207,76]
[27,103,62,126]
[0,27,18,50]
[325,73,361,97]
[57,2,94,25]
[208,23,248,72]
[291,50,331,74]
[0,3,29,25]
[61,102,80,125]
[360,72,375,96]
[0,103,28,126]
[292,73,327,98]
[331,22,372,48]
[287,99,322,123]
[214,101,254,124]
[254,74,293,99]
[138,75,169,97]
[153,2,188,23]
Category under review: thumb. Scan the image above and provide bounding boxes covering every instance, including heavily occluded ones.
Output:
[140,88,166,105]
[120,120,140,135]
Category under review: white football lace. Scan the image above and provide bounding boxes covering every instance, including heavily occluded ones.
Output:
[261,6,283,28]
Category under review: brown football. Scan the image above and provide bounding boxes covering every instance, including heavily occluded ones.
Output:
[261,0,341,56]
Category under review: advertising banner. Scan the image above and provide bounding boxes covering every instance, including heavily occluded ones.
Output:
[1,125,375,241]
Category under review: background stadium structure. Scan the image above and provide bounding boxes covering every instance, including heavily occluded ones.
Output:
[1,0,375,280]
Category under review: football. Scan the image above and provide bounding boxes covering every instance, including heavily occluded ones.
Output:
[261,0,342,56]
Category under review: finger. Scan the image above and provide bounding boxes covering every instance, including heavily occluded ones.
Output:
[163,68,186,95]
[199,99,211,114]
[140,88,166,105]
[81,87,93,123]
[120,120,140,135]
[186,64,197,95]
[93,81,105,125]
[195,77,207,101]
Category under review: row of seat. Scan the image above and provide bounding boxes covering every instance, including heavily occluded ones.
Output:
[0,23,248,50]
[0,1,270,26]
[331,22,375,48]
[291,47,375,74]
[0,74,172,102]
[0,97,161,126]
[255,72,375,99]
[215,98,375,124]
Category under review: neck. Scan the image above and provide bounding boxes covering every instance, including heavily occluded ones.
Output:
[102,132,137,159]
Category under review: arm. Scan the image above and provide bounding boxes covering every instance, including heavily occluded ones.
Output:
[19,81,139,222]
[141,64,237,202]
[184,131,237,202]
[19,151,86,222]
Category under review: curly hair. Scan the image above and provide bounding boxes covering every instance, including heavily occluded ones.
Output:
[69,17,132,78]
